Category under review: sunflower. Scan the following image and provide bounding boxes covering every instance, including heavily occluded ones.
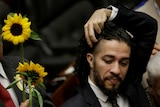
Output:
[16,61,48,86]
[2,13,31,45]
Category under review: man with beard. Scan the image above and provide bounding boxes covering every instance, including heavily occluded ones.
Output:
[61,4,157,107]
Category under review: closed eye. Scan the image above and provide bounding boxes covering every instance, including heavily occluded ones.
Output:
[120,59,129,66]
[104,60,113,64]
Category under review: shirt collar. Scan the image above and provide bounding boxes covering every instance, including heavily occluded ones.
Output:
[88,77,108,102]
[0,62,7,79]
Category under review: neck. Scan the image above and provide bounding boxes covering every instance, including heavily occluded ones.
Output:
[155,0,160,8]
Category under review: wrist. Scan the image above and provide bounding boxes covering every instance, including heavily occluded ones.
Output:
[105,9,112,21]
[107,5,119,21]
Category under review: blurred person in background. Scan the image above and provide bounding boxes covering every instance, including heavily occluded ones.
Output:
[146,51,160,107]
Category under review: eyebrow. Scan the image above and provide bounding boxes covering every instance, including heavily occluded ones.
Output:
[103,55,130,60]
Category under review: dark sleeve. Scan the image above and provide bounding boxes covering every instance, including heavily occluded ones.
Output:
[112,4,157,82]
[36,86,55,107]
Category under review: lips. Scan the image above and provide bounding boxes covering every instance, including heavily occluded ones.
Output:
[109,78,119,84]
[104,76,120,85]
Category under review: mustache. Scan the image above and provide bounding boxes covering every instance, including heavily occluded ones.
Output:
[104,74,122,82]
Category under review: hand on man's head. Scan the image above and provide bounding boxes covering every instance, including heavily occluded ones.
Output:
[84,8,112,47]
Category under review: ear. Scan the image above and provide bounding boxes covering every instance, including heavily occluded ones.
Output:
[86,53,94,68]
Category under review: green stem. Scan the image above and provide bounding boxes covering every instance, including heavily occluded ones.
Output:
[22,81,26,101]
[28,78,32,107]
[20,43,26,101]
[20,43,24,62]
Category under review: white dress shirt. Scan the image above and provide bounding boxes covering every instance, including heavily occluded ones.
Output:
[0,62,19,107]
[88,77,130,107]
[107,5,119,21]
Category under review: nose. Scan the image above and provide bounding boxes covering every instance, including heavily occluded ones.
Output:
[110,62,120,75]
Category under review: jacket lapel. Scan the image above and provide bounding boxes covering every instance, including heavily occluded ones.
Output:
[1,57,23,104]
[81,82,101,107]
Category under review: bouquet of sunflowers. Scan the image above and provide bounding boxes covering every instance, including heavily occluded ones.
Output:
[1,13,48,107]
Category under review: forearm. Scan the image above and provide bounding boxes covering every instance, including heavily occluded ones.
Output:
[112,4,158,81]
[112,4,157,38]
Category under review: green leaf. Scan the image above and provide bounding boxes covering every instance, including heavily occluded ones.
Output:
[9,12,15,17]
[8,13,27,18]
[16,71,28,77]
[39,82,46,90]
[22,14,27,18]
[30,31,41,41]
[6,79,21,89]
[33,88,43,107]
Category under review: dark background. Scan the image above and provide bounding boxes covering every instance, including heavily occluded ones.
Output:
[0,0,143,93]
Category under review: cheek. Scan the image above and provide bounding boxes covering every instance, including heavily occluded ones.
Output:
[115,67,128,81]
[122,68,128,75]
[120,67,128,80]
[95,61,110,78]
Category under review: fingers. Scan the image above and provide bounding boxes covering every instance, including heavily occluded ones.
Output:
[154,43,160,51]
[84,23,98,47]
[84,8,110,47]
[151,49,159,56]
[151,43,160,57]
[20,99,29,107]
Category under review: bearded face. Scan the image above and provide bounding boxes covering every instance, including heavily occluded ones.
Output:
[87,40,130,95]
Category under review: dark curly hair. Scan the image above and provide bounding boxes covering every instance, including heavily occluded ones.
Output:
[75,21,133,85]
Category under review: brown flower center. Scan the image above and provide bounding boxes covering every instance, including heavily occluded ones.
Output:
[11,23,22,36]
[24,71,40,82]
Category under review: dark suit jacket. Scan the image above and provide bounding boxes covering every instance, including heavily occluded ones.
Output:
[0,56,55,107]
[61,4,157,107]
[61,81,150,107]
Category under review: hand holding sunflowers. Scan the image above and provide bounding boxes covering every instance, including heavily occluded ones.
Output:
[2,13,47,107]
